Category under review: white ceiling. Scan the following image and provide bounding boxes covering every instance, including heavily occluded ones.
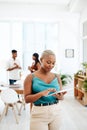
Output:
[0,0,72,5]
[0,0,73,13]
[0,0,86,13]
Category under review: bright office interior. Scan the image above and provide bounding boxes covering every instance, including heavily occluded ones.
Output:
[0,0,87,83]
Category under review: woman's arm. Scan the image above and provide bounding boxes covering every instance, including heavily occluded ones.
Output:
[55,74,66,100]
[28,66,33,72]
[57,74,63,90]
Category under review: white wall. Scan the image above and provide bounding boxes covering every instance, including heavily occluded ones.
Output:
[0,3,81,83]
[59,16,81,74]
[79,3,87,68]
[80,6,87,22]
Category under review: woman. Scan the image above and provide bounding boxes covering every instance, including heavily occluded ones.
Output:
[24,50,66,130]
[28,53,41,73]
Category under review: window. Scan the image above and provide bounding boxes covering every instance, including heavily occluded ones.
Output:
[23,22,59,70]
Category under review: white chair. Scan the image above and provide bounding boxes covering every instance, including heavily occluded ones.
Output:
[0,88,20,124]
[14,80,26,114]
[17,94,26,114]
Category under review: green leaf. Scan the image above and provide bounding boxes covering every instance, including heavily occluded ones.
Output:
[60,73,72,86]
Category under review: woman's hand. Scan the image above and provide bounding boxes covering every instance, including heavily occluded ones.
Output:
[54,91,67,100]
[40,88,56,96]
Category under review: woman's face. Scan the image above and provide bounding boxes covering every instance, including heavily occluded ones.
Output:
[32,56,36,61]
[41,55,56,72]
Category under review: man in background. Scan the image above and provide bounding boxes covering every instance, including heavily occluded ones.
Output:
[6,49,22,85]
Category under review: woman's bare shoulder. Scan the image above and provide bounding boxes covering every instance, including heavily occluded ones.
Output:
[25,73,33,80]
[51,72,60,78]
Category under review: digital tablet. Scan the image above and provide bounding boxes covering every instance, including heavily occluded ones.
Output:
[46,88,73,97]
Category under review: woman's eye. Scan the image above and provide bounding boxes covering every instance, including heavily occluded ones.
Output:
[47,61,51,64]
[47,61,55,65]
[52,63,55,65]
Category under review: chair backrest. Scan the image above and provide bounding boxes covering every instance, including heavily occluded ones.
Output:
[1,88,19,104]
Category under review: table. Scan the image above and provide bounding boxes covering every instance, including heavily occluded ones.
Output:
[0,84,24,94]
[9,84,24,94]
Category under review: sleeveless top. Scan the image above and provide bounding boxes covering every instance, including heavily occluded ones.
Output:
[32,74,60,105]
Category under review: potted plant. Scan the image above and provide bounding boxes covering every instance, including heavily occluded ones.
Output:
[60,74,72,86]
[82,62,87,76]
[82,79,87,92]
[82,62,87,68]
[82,79,87,104]
[74,70,83,76]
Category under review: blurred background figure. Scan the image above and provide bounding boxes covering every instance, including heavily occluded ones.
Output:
[28,52,41,110]
[28,53,41,73]
[6,49,22,85]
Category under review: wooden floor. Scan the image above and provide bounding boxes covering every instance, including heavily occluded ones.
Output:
[0,86,87,130]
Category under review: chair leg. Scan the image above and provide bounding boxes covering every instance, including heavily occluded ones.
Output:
[22,96,26,110]
[5,104,9,116]
[18,94,26,115]
[19,104,23,115]
[15,103,20,115]
[0,104,8,122]
[12,104,19,124]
